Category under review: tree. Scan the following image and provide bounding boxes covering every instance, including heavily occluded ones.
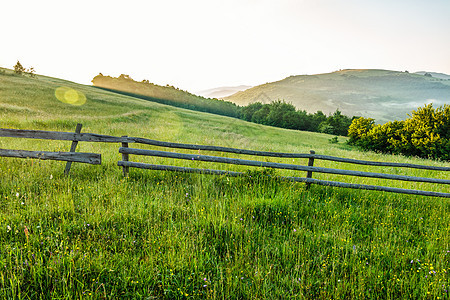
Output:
[14,61,25,75]
[266,100,296,127]
[251,105,271,124]
[241,102,263,121]
[324,110,353,136]
[348,117,375,145]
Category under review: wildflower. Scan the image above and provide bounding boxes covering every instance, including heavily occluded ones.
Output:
[293,229,297,232]
[7,225,11,232]
[16,193,19,197]
[50,174,53,179]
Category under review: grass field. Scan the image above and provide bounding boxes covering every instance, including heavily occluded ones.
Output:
[1,69,449,299]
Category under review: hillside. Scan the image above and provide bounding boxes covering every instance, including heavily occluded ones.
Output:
[226,69,450,123]
[1,68,449,298]
[92,74,240,118]
[0,67,343,153]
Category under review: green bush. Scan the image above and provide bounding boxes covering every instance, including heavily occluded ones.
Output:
[348,104,450,160]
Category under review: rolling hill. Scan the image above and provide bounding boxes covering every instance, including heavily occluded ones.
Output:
[91,73,240,118]
[225,69,450,123]
[1,67,449,299]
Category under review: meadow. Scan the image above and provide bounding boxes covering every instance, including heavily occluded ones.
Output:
[0,69,449,299]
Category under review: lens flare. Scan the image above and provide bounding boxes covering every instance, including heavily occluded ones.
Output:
[55,87,86,106]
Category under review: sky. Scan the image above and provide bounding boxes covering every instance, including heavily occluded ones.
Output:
[1,0,450,92]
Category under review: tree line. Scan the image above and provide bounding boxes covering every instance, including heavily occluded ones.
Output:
[241,100,354,136]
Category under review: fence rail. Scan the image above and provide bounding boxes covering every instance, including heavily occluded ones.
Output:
[118,144,449,198]
[0,149,101,164]
[117,161,450,198]
[1,125,449,197]
[0,128,123,143]
[119,148,450,185]
[0,124,101,174]
[128,137,450,171]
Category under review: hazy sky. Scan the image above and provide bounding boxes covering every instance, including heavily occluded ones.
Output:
[2,0,450,92]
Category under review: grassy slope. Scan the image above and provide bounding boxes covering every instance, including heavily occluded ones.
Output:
[91,74,240,118]
[0,69,449,299]
[226,69,450,123]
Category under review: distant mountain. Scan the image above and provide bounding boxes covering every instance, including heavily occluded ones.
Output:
[196,85,252,99]
[225,69,450,123]
[414,71,450,80]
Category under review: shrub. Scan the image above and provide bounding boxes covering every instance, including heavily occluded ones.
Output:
[348,104,450,160]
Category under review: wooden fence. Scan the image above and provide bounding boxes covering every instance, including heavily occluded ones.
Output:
[0,124,101,174]
[1,125,449,197]
[118,139,450,198]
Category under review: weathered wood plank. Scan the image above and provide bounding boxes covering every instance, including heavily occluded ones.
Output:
[0,149,101,164]
[309,154,450,171]
[118,161,244,177]
[64,123,83,175]
[121,136,130,177]
[119,148,450,185]
[117,161,450,198]
[129,137,450,171]
[0,128,124,143]
[286,177,450,198]
[306,150,315,190]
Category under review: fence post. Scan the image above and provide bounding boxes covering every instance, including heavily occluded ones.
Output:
[121,136,129,177]
[64,123,82,175]
[305,150,315,189]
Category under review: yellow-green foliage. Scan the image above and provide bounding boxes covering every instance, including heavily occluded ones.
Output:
[348,104,450,160]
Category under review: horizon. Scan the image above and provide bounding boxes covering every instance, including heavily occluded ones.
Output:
[1,0,450,92]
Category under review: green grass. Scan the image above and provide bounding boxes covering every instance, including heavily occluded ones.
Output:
[0,69,449,299]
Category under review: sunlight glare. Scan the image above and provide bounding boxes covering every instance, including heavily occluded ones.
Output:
[55,87,87,106]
